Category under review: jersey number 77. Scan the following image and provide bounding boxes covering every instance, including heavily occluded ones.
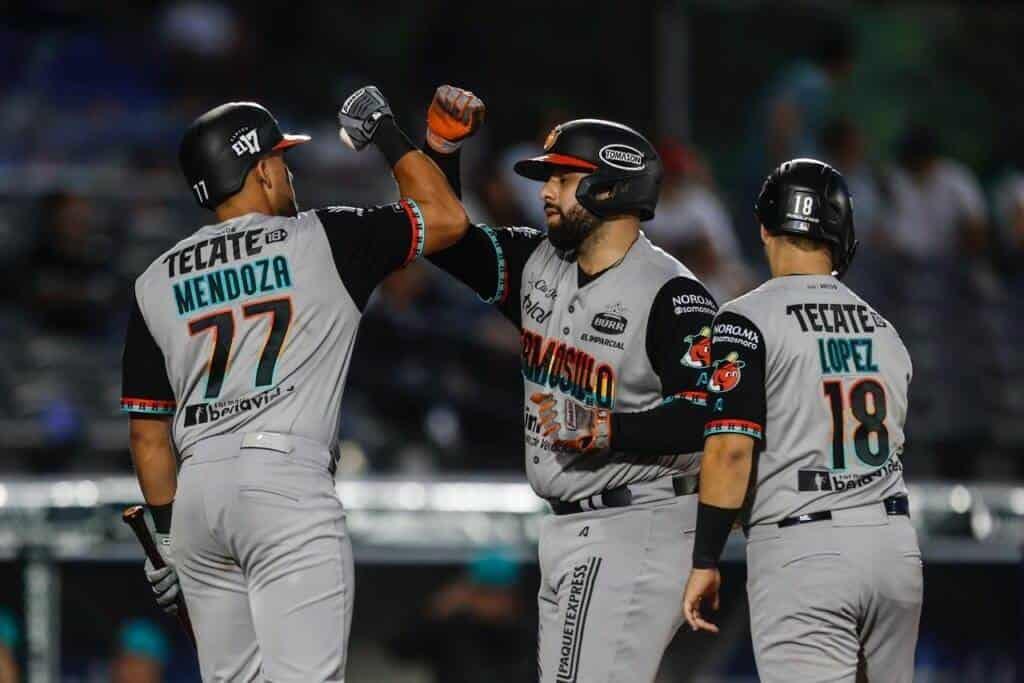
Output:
[188,297,292,399]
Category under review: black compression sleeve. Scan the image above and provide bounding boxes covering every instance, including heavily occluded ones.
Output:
[150,502,174,534]
[610,398,707,454]
[424,144,462,199]
[692,502,740,569]
[373,116,417,167]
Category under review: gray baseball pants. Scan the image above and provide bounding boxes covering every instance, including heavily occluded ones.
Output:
[536,489,697,683]
[746,501,923,683]
[172,431,353,682]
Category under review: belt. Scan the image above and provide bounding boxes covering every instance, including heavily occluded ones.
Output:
[548,475,699,516]
[777,495,910,529]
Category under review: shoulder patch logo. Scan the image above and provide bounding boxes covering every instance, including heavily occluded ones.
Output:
[599,144,645,171]
[708,351,745,393]
[681,326,712,368]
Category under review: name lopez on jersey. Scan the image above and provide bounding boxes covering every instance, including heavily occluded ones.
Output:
[163,228,293,315]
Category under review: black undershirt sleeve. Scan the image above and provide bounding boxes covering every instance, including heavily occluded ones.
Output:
[316,202,425,311]
[428,224,544,326]
[610,276,718,453]
[121,286,176,416]
[703,310,767,442]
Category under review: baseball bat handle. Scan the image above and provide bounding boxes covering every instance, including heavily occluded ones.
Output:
[122,505,198,649]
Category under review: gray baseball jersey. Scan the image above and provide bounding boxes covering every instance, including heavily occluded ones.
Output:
[430,223,717,683]
[705,274,911,526]
[121,200,425,681]
[706,274,922,683]
[122,201,425,455]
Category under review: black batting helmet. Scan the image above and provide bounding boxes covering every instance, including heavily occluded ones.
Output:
[513,119,663,221]
[179,102,310,209]
[755,158,858,278]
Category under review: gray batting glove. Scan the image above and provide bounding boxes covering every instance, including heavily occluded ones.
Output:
[143,532,180,615]
[337,85,393,151]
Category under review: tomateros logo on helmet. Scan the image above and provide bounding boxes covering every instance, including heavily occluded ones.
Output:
[544,126,562,151]
[599,144,645,171]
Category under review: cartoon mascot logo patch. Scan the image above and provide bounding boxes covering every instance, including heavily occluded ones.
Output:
[709,351,745,393]
[681,326,712,369]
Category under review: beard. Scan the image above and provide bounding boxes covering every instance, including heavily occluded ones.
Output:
[546,203,600,251]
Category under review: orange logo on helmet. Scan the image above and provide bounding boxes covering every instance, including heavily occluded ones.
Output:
[544,125,562,152]
[709,351,745,393]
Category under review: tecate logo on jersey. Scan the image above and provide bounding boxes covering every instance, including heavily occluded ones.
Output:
[599,144,645,171]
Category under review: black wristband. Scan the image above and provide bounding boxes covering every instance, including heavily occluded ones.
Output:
[423,143,462,199]
[150,501,174,534]
[692,502,740,569]
[373,116,416,167]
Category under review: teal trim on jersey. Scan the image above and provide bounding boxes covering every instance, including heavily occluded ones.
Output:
[120,401,176,416]
[173,256,292,317]
[406,199,426,260]
[477,225,507,304]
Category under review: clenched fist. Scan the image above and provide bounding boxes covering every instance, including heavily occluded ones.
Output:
[427,85,485,154]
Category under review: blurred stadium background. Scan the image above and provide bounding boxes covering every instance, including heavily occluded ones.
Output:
[1,1,1023,681]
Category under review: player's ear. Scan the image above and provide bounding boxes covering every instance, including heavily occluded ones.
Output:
[760,224,769,245]
[255,158,272,189]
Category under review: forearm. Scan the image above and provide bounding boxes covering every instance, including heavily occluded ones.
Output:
[129,417,177,506]
[692,435,754,568]
[610,394,708,454]
[377,119,468,252]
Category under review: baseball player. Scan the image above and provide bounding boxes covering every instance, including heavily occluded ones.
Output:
[682,159,923,682]
[123,87,469,681]
[425,89,719,682]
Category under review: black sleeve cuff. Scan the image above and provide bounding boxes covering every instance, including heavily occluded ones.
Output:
[692,502,740,569]
[374,116,417,167]
[150,501,174,534]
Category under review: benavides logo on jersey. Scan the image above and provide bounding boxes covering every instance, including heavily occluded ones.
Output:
[599,144,645,171]
[183,385,292,426]
[708,351,745,393]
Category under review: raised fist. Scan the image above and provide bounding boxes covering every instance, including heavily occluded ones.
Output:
[427,85,486,154]
[338,85,393,151]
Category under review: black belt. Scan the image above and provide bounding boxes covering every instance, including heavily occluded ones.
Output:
[777,495,910,529]
[548,475,699,516]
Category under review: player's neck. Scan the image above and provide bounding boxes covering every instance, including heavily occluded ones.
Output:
[214,186,275,223]
[769,251,833,278]
[577,219,640,275]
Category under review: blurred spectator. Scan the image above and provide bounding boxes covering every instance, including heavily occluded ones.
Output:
[752,25,856,170]
[390,548,533,683]
[110,619,169,683]
[885,125,988,260]
[821,117,885,245]
[646,140,754,301]
[993,172,1024,278]
[17,192,117,335]
[0,608,20,683]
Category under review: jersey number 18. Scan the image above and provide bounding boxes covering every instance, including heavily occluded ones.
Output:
[823,379,890,469]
